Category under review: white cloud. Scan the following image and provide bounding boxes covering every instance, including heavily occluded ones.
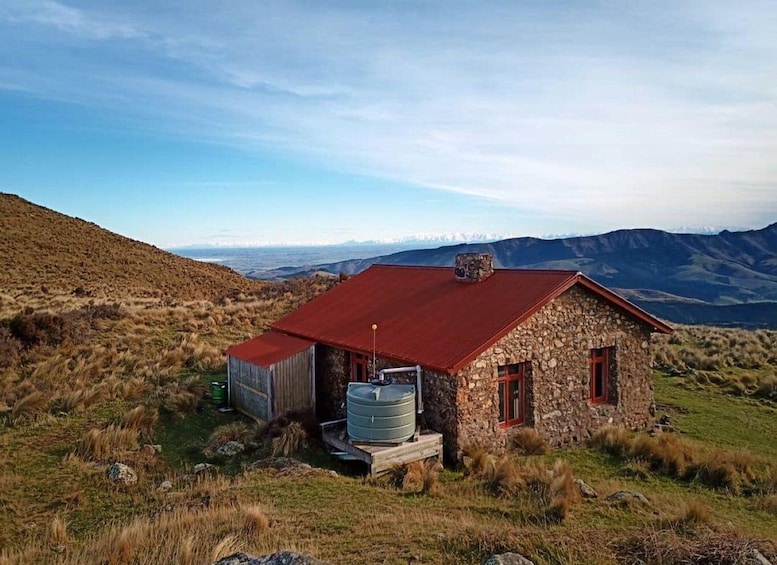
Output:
[1,1,776,231]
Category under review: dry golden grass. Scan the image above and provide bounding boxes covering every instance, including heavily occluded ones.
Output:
[76,425,140,462]
[547,459,582,522]
[654,325,777,399]
[242,506,270,535]
[509,427,548,455]
[120,405,159,439]
[9,391,48,425]
[271,422,307,457]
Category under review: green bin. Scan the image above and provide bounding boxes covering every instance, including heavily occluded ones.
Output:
[210,381,227,406]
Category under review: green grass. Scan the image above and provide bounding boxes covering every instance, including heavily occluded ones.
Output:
[654,372,777,457]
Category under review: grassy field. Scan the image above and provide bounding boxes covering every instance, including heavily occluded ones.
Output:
[1,274,777,564]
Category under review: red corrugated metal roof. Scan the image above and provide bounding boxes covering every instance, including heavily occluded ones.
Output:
[226,330,314,367]
[271,265,671,375]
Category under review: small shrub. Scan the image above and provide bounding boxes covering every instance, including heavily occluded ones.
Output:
[680,499,712,526]
[509,427,548,455]
[689,450,754,493]
[181,376,208,398]
[271,421,307,457]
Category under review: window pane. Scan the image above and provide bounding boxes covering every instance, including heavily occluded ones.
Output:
[498,382,505,423]
[508,378,521,421]
[497,366,506,378]
[594,362,604,398]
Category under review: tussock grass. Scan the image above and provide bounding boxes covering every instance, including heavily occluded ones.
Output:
[10,391,47,425]
[654,325,777,399]
[76,425,140,462]
[271,422,307,457]
[590,426,771,494]
[242,506,270,535]
[120,405,158,439]
[508,427,548,455]
[388,459,443,496]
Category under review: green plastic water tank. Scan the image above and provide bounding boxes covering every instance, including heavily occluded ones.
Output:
[346,382,416,442]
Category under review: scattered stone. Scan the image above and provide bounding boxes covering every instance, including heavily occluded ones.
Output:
[212,551,331,565]
[575,478,598,499]
[247,457,337,478]
[606,490,649,506]
[658,414,671,426]
[142,444,163,455]
[745,548,772,565]
[483,552,535,565]
[216,440,246,457]
[193,463,218,475]
[158,480,173,492]
[106,463,137,486]
[51,545,66,554]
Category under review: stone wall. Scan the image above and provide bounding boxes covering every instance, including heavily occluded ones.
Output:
[455,285,655,455]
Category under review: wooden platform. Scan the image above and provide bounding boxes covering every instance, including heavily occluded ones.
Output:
[320,419,443,477]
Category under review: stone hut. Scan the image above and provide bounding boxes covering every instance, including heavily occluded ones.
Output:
[229,254,672,459]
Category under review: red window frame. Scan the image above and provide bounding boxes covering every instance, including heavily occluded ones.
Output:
[350,352,370,382]
[497,362,527,428]
[589,347,609,404]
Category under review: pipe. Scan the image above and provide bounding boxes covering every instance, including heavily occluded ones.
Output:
[378,365,424,415]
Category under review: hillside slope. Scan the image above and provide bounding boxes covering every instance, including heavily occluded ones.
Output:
[256,224,777,327]
[0,193,258,301]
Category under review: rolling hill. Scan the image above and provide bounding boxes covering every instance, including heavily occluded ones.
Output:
[254,224,777,328]
[0,193,260,301]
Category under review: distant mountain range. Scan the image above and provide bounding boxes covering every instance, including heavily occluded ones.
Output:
[251,224,777,328]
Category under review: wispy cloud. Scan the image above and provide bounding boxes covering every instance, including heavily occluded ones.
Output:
[2,0,776,231]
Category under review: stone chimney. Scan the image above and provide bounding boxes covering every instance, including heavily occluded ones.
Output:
[454,253,494,283]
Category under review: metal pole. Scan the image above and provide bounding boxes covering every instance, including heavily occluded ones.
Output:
[371,323,378,380]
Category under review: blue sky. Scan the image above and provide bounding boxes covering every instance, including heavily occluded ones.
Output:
[1,1,776,247]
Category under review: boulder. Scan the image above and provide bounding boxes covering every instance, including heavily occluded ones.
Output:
[106,463,137,486]
[194,463,218,475]
[158,480,173,492]
[483,553,535,565]
[606,490,649,506]
[575,478,598,499]
[213,551,331,565]
[745,549,772,565]
[216,440,246,457]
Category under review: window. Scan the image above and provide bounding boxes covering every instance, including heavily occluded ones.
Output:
[589,347,610,403]
[350,352,370,382]
[497,362,528,427]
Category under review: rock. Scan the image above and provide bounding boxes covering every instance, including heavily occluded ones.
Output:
[483,553,535,565]
[194,463,218,475]
[106,463,137,486]
[575,478,598,499]
[606,490,649,506]
[247,457,337,478]
[216,440,245,457]
[745,549,772,565]
[212,551,331,565]
[658,414,671,426]
[142,444,163,455]
[158,480,173,492]
[51,545,66,554]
